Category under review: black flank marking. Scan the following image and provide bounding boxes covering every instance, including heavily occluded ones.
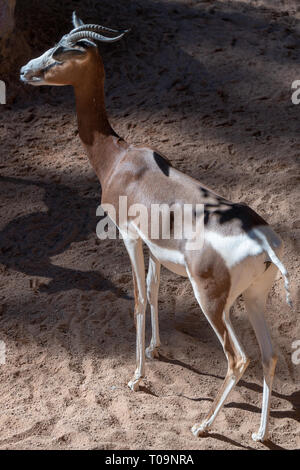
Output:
[204,203,268,231]
[153,152,171,177]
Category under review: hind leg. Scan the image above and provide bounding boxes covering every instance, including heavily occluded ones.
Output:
[187,270,249,436]
[243,264,278,442]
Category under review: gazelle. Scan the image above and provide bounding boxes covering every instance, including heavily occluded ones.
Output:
[20,12,292,442]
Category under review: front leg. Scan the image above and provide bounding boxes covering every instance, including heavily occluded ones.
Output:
[124,237,147,391]
[146,253,161,360]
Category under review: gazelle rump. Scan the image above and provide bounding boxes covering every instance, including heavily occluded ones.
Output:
[20,12,292,442]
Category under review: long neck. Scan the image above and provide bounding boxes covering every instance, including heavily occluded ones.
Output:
[73,57,121,186]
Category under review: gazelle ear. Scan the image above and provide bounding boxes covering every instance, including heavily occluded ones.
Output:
[72,11,84,28]
[52,46,85,62]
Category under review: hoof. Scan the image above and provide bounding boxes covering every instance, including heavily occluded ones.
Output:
[128,378,141,392]
[252,432,267,442]
[145,346,159,360]
[191,423,209,437]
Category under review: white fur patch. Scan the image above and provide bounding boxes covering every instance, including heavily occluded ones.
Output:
[205,230,264,269]
[132,223,187,276]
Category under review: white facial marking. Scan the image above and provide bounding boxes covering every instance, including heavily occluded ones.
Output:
[20,48,56,86]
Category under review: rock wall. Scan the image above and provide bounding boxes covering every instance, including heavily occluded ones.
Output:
[0,0,31,101]
[0,0,16,38]
[0,0,17,80]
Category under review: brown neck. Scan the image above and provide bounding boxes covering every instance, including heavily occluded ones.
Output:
[73,55,122,186]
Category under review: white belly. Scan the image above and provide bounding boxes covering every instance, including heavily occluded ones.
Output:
[143,238,188,277]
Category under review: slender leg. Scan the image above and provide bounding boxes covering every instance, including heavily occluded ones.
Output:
[243,265,278,442]
[124,237,147,392]
[187,271,249,437]
[146,253,161,360]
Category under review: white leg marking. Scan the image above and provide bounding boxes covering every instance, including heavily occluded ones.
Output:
[146,254,161,360]
[123,237,147,392]
[191,374,237,437]
[244,266,278,442]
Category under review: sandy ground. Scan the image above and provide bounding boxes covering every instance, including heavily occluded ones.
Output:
[0,0,299,450]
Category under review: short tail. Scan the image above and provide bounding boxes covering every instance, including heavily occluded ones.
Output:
[253,228,292,308]
[264,245,293,308]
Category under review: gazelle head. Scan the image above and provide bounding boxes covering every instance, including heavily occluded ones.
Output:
[20,12,129,87]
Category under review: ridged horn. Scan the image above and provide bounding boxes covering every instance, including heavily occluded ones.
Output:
[72,11,84,28]
[70,23,127,35]
[68,30,128,44]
